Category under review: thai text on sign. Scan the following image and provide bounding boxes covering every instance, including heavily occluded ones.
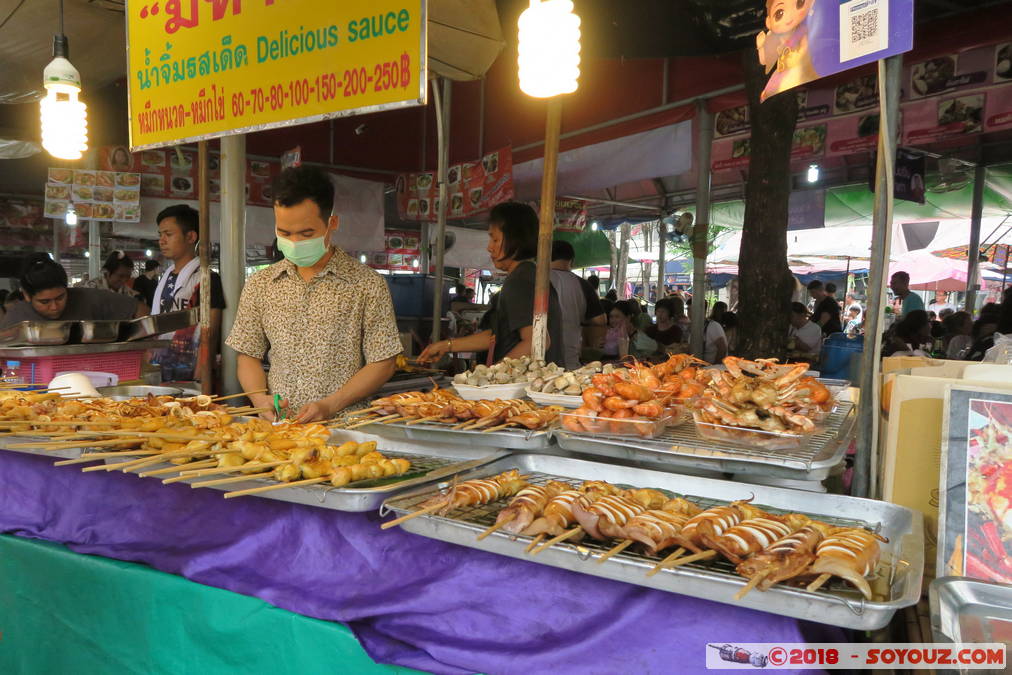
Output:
[127,0,426,150]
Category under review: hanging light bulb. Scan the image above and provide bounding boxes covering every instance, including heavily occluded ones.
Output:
[64,204,77,226]
[518,0,581,98]
[84,250,90,258]
[807,163,820,183]
[40,17,88,161]
[145,249,153,257]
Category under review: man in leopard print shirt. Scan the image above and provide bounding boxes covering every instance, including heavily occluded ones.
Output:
[226,166,402,422]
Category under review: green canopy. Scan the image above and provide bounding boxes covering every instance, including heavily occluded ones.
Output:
[553,229,613,268]
[711,162,1012,229]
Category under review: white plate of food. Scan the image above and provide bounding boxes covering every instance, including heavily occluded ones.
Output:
[525,389,582,408]
[452,382,528,401]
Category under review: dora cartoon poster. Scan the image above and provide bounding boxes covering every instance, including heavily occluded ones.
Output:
[756,0,819,102]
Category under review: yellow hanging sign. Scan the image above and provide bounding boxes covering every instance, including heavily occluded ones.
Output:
[126,0,427,151]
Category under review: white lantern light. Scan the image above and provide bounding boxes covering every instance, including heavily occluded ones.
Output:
[64,205,77,226]
[40,35,88,160]
[807,163,820,183]
[518,0,581,98]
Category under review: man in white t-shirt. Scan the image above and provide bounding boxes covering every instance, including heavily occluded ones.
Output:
[550,241,606,370]
[927,290,955,316]
[788,302,823,354]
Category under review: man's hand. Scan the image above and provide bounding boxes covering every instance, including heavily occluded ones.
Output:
[295,398,335,423]
[417,340,449,364]
[250,393,287,422]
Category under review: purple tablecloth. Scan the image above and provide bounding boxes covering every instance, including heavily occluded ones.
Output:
[0,451,845,673]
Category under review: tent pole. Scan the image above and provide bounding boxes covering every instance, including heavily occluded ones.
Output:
[617,223,630,299]
[88,220,100,280]
[532,97,563,362]
[656,215,666,302]
[964,164,986,314]
[220,133,246,396]
[196,140,212,394]
[844,256,851,300]
[690,100,714,359]
[854,55,902,501]
[430,78,451,345]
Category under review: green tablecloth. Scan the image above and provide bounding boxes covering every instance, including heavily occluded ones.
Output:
[0,535,418,674]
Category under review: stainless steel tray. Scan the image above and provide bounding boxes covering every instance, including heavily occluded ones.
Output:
[930,577,1012,644]
[128,430,507,512]
[97,385,184,398]
[358,418,556,451]
[378,373,446,394]
[0,433,94,460]
[381,453,923,630]
[553,401,856,481]
[124,309,197,341]
[0,339,167,357]
[77,320,123,344]
[0,321,72,346]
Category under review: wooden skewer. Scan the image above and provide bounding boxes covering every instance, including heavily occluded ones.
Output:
[179,459,290,479]
[596,539,634,564]
[9,437,143,450]
[476,517,513,541]
[138,459,218,478]
[646,547,686,577]
[404,416,440,426]
[734,571,771,601]
[806,573,831,593]
[345,414,399,430]
[380,416,409,424]
[379,503,444,530]
[115,454,173,473]
[531,526,582,555]
[226,407,270,415]
[189,471,276,488]
[524,534,546,553]
[482,423,514,433]
[211,388,267,402]
[344,405,383,417]
[223,475,329,498]
[665,549,716,568]
[53,450,158,466]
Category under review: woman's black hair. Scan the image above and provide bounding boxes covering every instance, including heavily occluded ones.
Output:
[20,253,68,297]
[655,297,676,318]
[613,300,637,318]
[488,201,538,261]
[102,250,134,274]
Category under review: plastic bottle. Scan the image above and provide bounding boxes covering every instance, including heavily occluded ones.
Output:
[3,360,23,385]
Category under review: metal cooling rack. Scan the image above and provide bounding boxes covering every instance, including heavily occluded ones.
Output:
[553,401,856,481]
[381,453,922,630]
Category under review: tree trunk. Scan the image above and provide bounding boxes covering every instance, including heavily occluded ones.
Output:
[736,48,799,359]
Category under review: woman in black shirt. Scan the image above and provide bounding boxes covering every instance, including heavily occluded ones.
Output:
[418,203,564,365]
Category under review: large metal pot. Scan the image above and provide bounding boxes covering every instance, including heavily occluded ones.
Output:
[96,385,184,400]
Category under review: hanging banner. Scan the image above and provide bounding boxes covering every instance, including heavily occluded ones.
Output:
[395,147,514,222]
[552,198,588,232]
[755,0,914,102]
[126,0,426,150]
[44,168,141,223]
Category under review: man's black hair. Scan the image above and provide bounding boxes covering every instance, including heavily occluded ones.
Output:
[806,279,824,291]
[102,250,134,274]
[272,165,335,218]
[551,239,576,262]
[20,253,68,296]
[488,202,538,261]
[156,204,199,236]
[790,301,808,315]
[145,259,161,272]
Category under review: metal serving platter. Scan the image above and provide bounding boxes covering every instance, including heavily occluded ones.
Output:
[356,417,556,451]
[377,373,446,395]
[0,340,167,358]
[77,320,123,344]
[124,309,197,341]
[0,320,73,347]
[123,429,507,512]
[381,453,923,631]
[930,577,1012,645]
[553,401,856,481]
[0,433,97,460]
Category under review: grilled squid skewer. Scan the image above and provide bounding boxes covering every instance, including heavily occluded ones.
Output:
[736,522,832,591]
[704,514,810,564]
[494,481,570,534]
[806,527,886,599]
[571,493,649,540]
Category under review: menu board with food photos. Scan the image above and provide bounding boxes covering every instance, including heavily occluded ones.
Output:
[99,145,279,207]
[395,146,513,222]
[382,229,421,271]
[44,168,141,223]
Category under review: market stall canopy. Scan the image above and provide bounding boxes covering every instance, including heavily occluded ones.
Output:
[0,0,504,103]
[553,229,612,269]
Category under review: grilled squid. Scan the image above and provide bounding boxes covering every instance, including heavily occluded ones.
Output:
[495,481,569,534]
[807,527,886,600]
[571,493,648,540]
[736,521,832,590]
[622,510,696,555]
[419,470,528,515]
[705,514,810,564]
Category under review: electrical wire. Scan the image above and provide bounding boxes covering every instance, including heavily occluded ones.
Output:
[59,0,64,35]
[0,0,28,33]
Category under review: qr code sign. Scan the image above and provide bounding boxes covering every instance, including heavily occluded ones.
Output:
[840,0,889,62]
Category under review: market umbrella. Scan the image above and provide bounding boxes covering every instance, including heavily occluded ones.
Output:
[554,229,613,269]
[428,0,505,81]
[889,249,979,291]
